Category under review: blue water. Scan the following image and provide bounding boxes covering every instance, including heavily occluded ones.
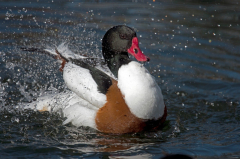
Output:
[0,0,240,158]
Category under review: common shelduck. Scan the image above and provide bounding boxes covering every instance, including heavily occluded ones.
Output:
[22,25,167,134]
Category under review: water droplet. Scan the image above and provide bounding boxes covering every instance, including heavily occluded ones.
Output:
[11,117,19,123]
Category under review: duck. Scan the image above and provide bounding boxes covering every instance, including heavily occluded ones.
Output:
[23,25,167,134]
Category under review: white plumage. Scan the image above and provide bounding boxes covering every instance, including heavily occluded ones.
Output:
[63,62,106,108]
[118,61,164,120]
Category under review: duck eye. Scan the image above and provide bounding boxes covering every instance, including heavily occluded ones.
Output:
[134,48,138,54]
[120,34,126,39]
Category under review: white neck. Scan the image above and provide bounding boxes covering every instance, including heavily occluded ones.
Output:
[117,61,165,120]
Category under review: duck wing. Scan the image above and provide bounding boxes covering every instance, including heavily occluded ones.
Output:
[70,58,113,95]
[21,43,116,108]
[53,45,115,108]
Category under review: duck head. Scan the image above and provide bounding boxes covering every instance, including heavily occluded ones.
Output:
[102,25,150,62]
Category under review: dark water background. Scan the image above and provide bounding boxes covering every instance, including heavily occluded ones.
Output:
[0,0,240,158]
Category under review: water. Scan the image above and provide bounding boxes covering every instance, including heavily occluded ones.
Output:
[1,0,240,158]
